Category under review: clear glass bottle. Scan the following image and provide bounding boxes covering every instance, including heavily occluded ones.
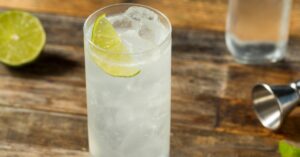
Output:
[226,0,292,64]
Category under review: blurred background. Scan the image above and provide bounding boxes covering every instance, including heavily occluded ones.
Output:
[0,0,298,35]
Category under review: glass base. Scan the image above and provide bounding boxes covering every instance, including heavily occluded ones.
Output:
[226,33,287,65]
[232,54,284,65]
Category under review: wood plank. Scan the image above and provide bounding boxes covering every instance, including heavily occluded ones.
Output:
[0,106,88,150]
[0,105,281,157]
[0,142,88,157]
[171,124,280,157]
[0,44,86,115]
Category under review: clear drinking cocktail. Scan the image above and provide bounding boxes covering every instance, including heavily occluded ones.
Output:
[83,3,172,157]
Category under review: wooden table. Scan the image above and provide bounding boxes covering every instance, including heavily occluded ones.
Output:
[0,0,300,156]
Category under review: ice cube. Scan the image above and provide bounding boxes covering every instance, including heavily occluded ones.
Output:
[138,20,167,44]
[109,15,140,31]
[120,29,155,53]
[124,7,167,44]
[139,23,155,41]
[125,6,158,21]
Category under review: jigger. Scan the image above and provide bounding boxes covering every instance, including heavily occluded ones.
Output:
[252,81,300,130]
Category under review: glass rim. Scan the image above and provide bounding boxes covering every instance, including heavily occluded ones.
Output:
[83,3,172,56]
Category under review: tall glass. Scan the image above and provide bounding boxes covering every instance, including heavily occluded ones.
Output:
[226,0,292,64]
[83,4,172,157]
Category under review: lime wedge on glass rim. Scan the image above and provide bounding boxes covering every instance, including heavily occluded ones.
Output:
[91,14,140,77]
[0,11,46,66]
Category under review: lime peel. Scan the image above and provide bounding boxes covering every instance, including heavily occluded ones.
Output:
[91,14,140,77]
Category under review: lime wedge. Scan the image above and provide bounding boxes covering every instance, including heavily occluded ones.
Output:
[279,140,300,157]
[91,14,140,77]
[0,11,46,66]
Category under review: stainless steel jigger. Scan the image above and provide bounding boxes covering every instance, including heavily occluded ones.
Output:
[252,81,300,130]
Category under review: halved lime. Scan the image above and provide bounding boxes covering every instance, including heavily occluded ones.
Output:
[0,11,46,66]
[91,14,140,77]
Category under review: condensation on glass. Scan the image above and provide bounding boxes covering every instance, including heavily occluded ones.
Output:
[226,0,292,64]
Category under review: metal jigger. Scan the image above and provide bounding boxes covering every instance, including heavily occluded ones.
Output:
[252,81,300,131]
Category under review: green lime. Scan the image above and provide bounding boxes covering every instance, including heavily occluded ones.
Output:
[279,140,300,157]
[0,11,46,66]
[91,14,140,77]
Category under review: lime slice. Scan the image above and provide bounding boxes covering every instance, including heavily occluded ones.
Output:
[91,14,140,77]
[279,140,300,157]
[0,11,46,66]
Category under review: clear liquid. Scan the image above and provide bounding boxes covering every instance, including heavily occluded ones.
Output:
[226,34,286,64]
[84,6,171,157]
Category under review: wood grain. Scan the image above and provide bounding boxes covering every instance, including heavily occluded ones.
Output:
[0,106,88,150]
[0,1,300,157]
[0,142,88,157]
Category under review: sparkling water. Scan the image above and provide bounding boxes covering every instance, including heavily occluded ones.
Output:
[84,6,171,157]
